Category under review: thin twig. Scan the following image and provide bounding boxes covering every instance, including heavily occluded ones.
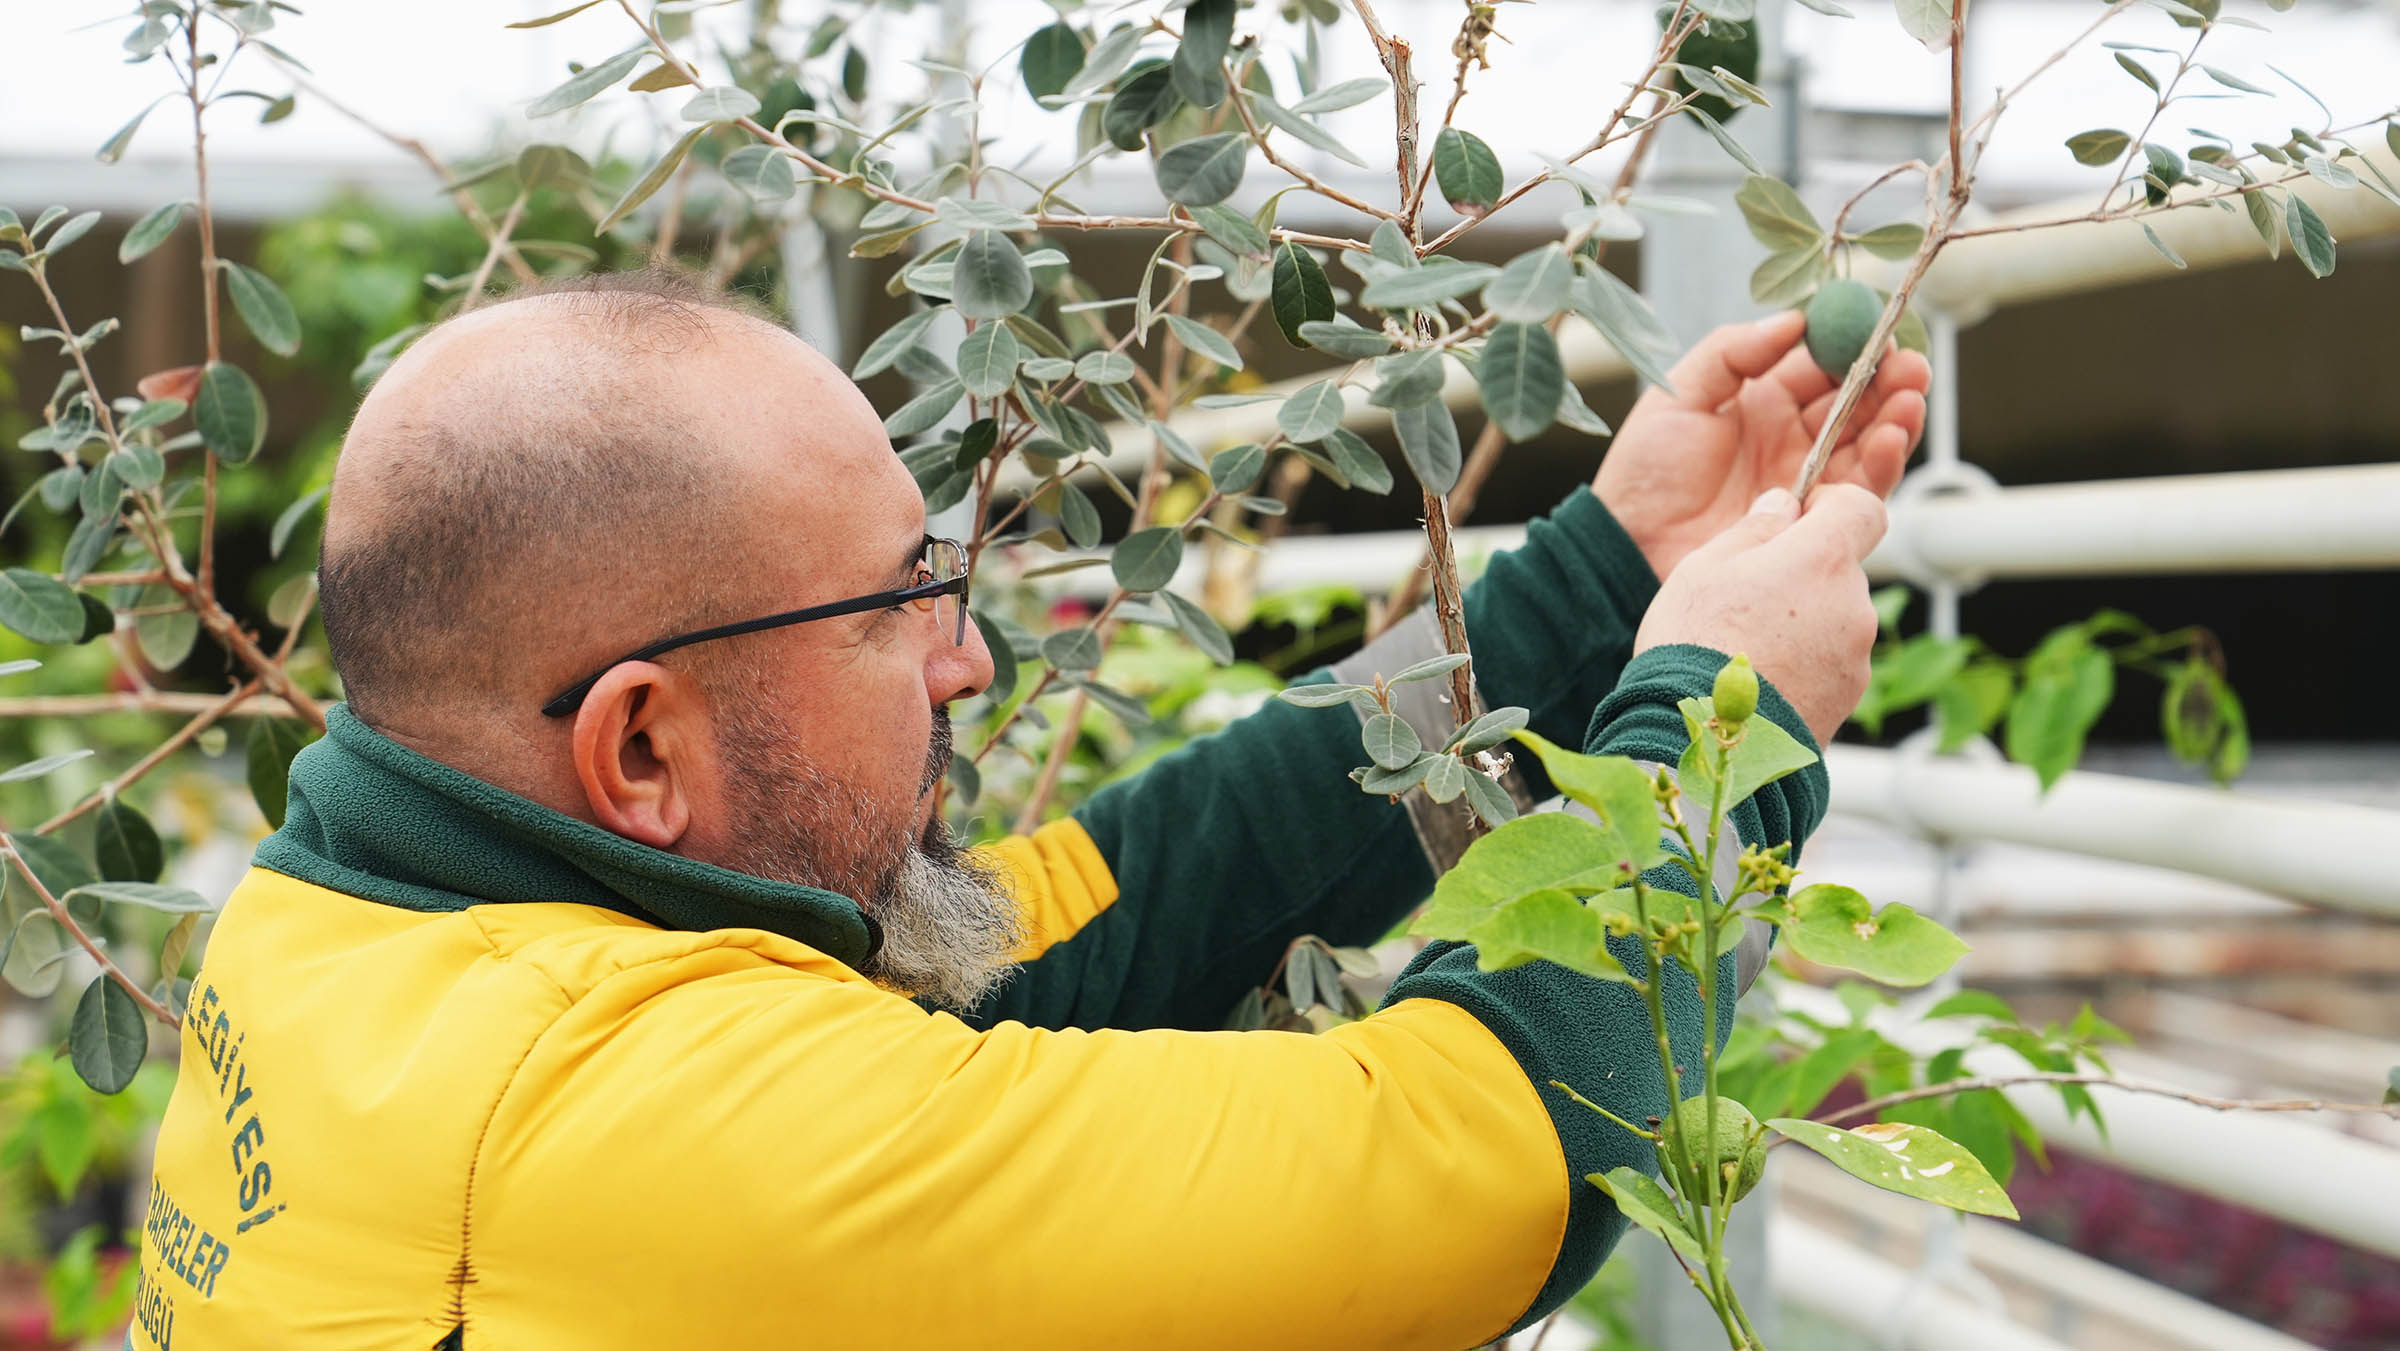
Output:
[1809,1071,2400,1131]
[262,54,537,283]
[1414,3,1700,258]
[458,191,530,313]
[36,682,262,835]
[612,2,1370,256]
[1225,61,1397,222]
[0,840,178,1026]
[0,692,299,719]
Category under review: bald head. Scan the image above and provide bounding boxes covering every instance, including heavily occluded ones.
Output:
[319,272,893,742]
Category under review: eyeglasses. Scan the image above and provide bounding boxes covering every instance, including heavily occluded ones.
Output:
[540,537,970,718]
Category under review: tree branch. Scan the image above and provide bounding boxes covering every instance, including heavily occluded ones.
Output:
[1810,1071,2400,1131]
[36,682,262,835]
[1,839,179,1026]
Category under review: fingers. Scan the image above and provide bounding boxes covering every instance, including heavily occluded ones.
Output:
[1685,487,1801,565]
[1773,483,1888,565]
[1665,311,1806,412]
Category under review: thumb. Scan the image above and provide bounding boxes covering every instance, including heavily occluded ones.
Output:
[1695,488,1801,559]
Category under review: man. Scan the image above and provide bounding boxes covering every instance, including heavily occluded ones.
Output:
[140,271,1924,1349]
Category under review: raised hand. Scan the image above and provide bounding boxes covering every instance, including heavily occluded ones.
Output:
[1594,311,1930,583]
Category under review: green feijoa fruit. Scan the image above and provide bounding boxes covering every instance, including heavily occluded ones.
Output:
[1802,280,1880,380]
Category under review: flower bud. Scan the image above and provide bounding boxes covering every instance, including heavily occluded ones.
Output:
[1713,653,1759,726]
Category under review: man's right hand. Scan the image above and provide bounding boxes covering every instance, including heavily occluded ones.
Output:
[1633,484,1887,745]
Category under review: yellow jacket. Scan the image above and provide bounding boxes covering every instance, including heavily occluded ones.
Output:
[138,492,1827,1349]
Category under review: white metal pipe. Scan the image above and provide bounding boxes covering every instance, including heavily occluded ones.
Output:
[1035,463,2400,595]
[1778,1154,2324,1351]
[1867,463,2400,582]
[1770,1215,2075,1351]
[1824,745,2400,919]
[1892,147,2400,322]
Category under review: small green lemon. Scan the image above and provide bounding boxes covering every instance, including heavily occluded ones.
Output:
[1712,653,1759,727]
[1659,1097,1767,1205]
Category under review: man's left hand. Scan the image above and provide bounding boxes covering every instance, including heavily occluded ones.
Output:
[1594,310,1931,582]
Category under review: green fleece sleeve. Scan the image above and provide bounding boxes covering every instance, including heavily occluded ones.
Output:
[1381,644,1829,1333]
[962,488,1663,1034]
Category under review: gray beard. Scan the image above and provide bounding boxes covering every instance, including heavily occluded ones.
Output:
[707,700,1023,1013]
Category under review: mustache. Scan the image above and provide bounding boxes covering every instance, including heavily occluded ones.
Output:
[920,708,954,796]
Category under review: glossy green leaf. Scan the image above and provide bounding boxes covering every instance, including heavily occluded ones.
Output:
[1391,399,1461,494]
[1209,442,1266,494]
[1276,380,1347,443]
[1020,22,1087,101]
[952,230,1035,320]
[855,308,942,379]
[1471,889,1632,981]
[1247,92,1368,168]
[1278,681,1373,710]
[680,85,759,123]
[1570,261,1680,394]
[222,261,300,356]
[118,201,187,263]
[2064,128,2131,166]
[70,976,148,1094]
[1771,883,1967,986]
[1360,258,1498,310]
[1361,713,1422,770]
[1269,241,1335,346]
[0,750,94,785]
[595,124,707,233]
[1483,244,1575,323]
[1414,811,1627,938]
[1075,349,1136,385]
[1321,427,1393,494]
[1101,60,1179,151]
[527,47,646,118]
[1191,204,1269,256]
[194,362,266,464]
[94,799,162,885]
[1767,1117,2017,1218]
[1478,322,1564,442]
[1154,133,1249,207]
[1510,731,1669,877]
[955,323,1022,398]
[1171,0,1234,108]
[1291,77,1387,114]
[271,485,328,561]
[1431,126,1503,211]
[2004,631,2112,790]
[245,717,320,831]
[133,584,197,671]
[1296,318,1394,358]
[2284,194,2335,277]
[1162,313,1242,370]
[1110,527,1183,592]
[1591,1167,1707,1263]
[0,569,86,645]
[720,144,797,202]
[1368,348,1446,410]
[62,881,212,914]
[1056,480,1101,550]
[1042,626,1103,674]
[1161,590,1233,664]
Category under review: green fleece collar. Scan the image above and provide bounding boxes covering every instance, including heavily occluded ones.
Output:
[254,705,878,967]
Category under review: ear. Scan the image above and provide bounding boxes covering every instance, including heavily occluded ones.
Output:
[569,661,713,849]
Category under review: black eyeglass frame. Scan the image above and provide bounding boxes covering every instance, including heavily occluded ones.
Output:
[539,537,970,718]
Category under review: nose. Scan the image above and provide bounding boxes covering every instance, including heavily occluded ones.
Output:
[932,605,996,706]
